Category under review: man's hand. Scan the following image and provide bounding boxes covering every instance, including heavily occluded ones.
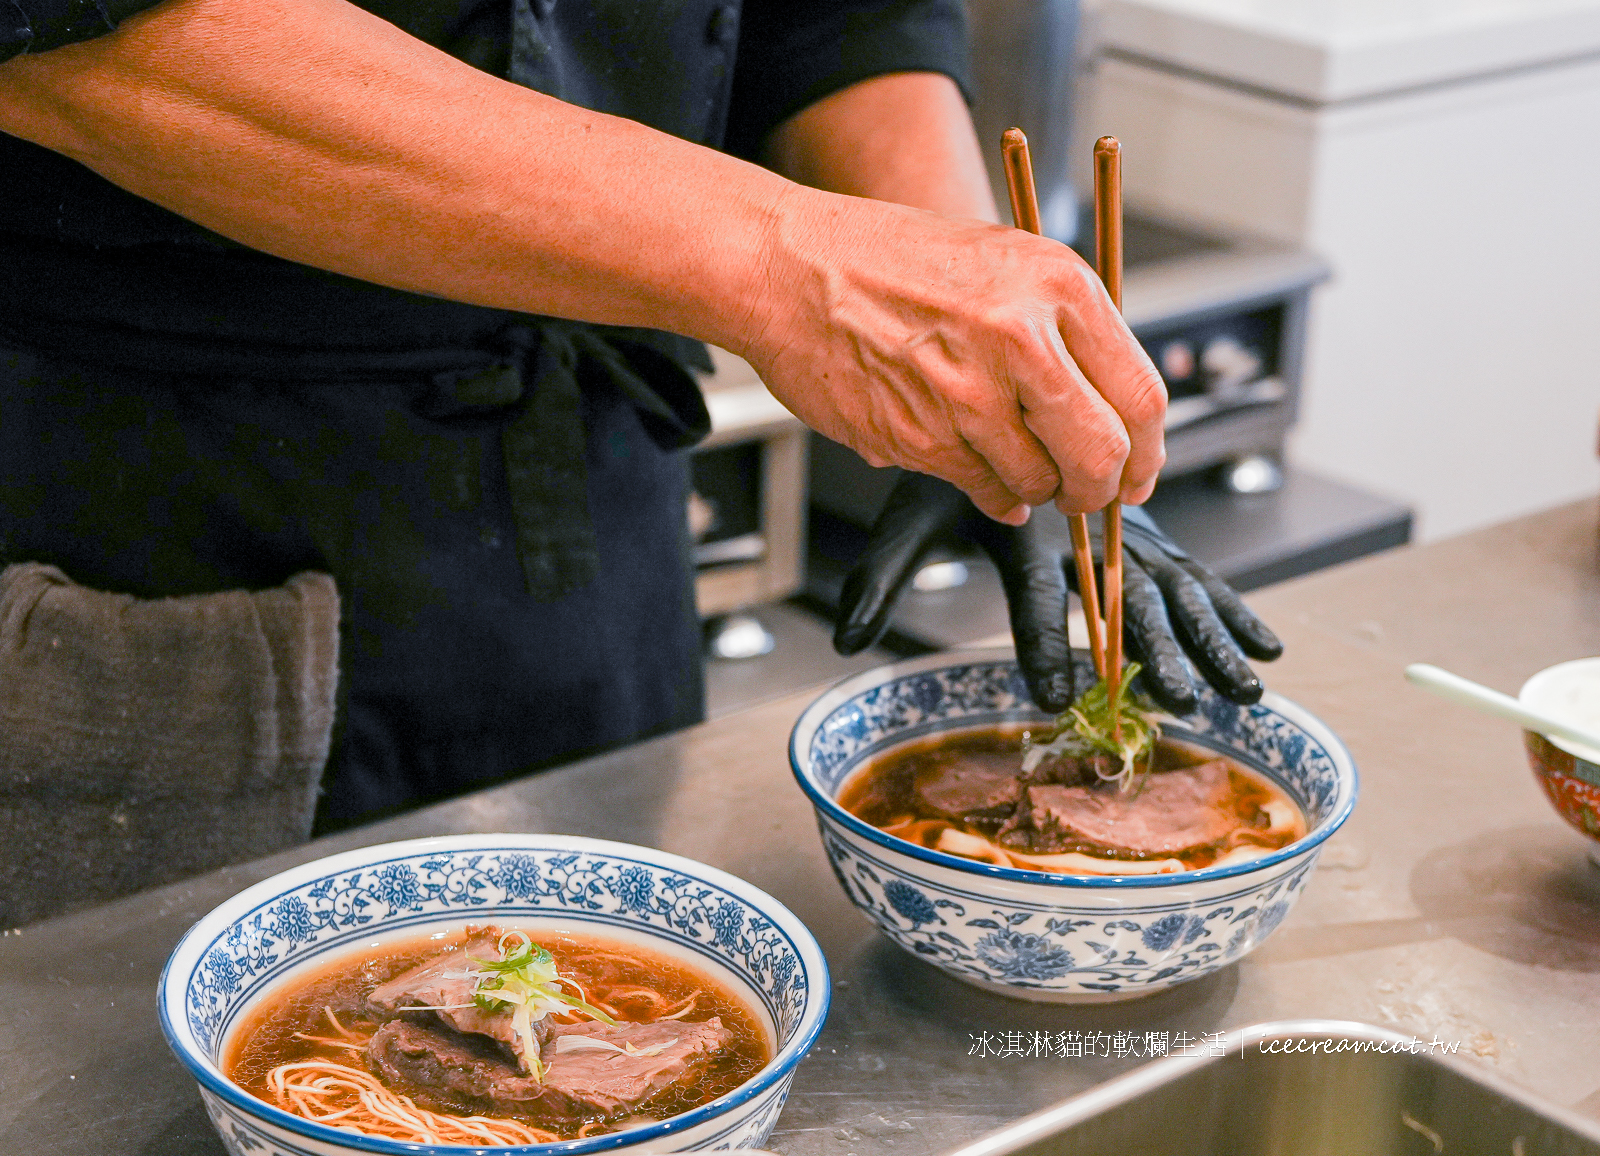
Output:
[742,193,1167,523]
[756,73,1166,523]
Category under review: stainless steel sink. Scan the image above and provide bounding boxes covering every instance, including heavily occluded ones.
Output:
[940,1022,1600,1156]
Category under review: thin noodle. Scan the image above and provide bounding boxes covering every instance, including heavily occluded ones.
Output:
[602,985,669,1011]
[322,1007,357,1039]
[660,992,700,1021]
[290,1032,365,1051]
[562,951,646,971]
[267,1059,558,1145]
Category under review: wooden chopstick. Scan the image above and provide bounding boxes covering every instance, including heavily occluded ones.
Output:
[1094,137,1126,727]
[1000,128,1108,681]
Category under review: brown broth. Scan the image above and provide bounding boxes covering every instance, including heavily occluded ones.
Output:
[225,927,770,1140]
[840,726,1306,871]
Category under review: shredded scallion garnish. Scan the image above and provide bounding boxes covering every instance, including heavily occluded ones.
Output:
[468,932,616,1080]
[1022,662,1158,793]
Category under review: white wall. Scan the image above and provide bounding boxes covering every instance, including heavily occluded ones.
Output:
[1083,47,1600,540]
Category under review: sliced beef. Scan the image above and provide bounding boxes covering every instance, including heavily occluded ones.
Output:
[1000,760,1240,855]
[368,1018,532,1112]
[1020,751,1108,786]
[367,928,520,1057]
[367,1016,733,1121]
[912,751,1022,822]
[538,1018,734,1118]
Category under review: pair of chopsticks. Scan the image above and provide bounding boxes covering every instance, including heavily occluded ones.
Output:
[1001,130,1127,712]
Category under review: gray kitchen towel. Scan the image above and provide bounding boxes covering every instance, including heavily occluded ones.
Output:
[0,564,339,927]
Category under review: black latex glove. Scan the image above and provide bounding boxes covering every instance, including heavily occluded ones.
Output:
[833,472,1284,715]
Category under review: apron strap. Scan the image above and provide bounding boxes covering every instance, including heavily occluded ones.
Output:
[429,321,710,601]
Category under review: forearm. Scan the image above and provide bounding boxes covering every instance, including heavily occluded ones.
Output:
[1,10,1164,519]
[0,0,788,350]
[764,72,998,224]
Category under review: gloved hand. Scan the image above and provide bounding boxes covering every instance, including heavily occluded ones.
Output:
[833,472,1283,715]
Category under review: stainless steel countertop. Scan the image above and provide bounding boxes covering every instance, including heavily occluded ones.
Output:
[3,501,1598,1155]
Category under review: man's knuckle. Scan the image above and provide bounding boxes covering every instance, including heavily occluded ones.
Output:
[1022,460,1062,491]
[1011,473,1059,506]
[1120,369,1168,426]
[1081,429,1130,483]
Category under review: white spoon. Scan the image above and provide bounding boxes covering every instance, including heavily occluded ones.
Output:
[1404,663,1600,757]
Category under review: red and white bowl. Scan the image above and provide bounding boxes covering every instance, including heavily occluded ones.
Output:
[1520,659,1600,864]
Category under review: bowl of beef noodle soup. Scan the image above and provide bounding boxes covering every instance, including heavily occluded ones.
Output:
[790,648,1357,1002]
[160,834,828,1154]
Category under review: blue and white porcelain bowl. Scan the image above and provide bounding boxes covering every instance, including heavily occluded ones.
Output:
[159,834,830,1154]
[790,648,1357,1003]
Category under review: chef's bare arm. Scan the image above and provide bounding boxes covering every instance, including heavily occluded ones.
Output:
[765,72,1001,225]
[0,0,1164,518]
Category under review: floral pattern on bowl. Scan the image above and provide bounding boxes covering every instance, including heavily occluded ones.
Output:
[791,649,1358,1002]
[160,835,830,1155]
[1524,730,1600,850]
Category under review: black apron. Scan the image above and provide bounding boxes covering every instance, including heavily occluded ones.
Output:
[0,0,748,828]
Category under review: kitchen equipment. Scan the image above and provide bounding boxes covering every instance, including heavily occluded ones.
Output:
[691,346,808,621]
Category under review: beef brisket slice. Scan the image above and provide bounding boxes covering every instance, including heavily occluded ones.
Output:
[366,1017,734,1121]
[368,1018,543,1114]
[912,752,1022,821]
[1009,760,1240,855]
[538,1018,734,1118]
[367,929,519,1053]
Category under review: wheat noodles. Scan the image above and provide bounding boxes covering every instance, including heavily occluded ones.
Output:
[268,1059,559,1146]
[266,1007,561,1145]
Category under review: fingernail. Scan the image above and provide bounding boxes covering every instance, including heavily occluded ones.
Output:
[1002,504,1031,527]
